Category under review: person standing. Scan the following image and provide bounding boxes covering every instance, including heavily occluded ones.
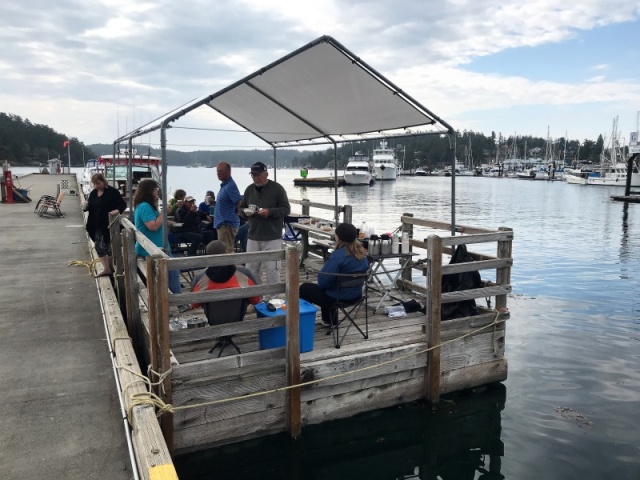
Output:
[240,161,290,286]
[133,179,181,294]
[214,162,243,253]
[84,173,126,277]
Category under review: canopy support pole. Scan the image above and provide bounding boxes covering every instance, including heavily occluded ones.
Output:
[449,132,456,236]
[161,125,169,251]
[127,138,133,212]
[332,141,339,225]
[273,147,277,183]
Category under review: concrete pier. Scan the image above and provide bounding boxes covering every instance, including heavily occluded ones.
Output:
[0,173,131,479]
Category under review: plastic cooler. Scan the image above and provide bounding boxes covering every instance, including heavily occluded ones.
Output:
[256,299,318,352]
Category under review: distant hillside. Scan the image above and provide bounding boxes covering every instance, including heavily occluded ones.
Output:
[2,110,605,170]
[0,112,94,166]
[88,144,308,168]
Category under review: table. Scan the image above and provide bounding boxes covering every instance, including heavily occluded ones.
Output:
[365,252,416,313]
[288,221,335,264]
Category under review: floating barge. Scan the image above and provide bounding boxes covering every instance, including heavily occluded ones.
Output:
[293,176,345,187]
[100,200,513,460]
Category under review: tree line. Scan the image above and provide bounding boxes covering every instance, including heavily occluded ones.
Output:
[1,111,609,169]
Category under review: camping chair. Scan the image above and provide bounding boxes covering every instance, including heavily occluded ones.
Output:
[35,192,65,217]
[328,271,369,348]
[282,216,303,243]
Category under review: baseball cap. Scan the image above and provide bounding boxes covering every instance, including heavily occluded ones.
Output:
[250,162,268,174]
[184,195,195,202]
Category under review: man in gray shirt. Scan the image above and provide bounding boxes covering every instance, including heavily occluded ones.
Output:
[240,161,290,286]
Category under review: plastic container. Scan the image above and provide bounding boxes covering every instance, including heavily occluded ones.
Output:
[256,299,318,352]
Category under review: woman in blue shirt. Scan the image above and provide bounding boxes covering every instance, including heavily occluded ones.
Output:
[133,179,181,294]
[300,223,369,325]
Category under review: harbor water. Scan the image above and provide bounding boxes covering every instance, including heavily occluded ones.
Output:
[14,166,640,479]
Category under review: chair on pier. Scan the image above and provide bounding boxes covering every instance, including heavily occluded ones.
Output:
[203,297,249,357]
[34,192,65,218]
[328,271,369,348]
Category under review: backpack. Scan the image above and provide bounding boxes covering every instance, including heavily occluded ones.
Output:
[440,244,481,320]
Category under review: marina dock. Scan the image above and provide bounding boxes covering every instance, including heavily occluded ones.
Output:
[0,173,132,479]
[293,176,345,187]
[1,173,513,476]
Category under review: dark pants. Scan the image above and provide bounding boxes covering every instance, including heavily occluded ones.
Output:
[175,231,202,256]
[201,229,218,248]
[299,283,336,324]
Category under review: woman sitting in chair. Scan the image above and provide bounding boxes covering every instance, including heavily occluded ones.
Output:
[299,222,369,325]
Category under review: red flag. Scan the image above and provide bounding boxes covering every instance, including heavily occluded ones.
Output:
[63,140,70,147]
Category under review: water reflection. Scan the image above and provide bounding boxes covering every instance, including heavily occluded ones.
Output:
[175,384,506,480]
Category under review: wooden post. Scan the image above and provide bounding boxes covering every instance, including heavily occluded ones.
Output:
[495,227,513,311]
[154,256,173,453]
[145,255,159,388]
[401,213,414,285]
[342,204,352,224]
[109,212,126,307]
[301,199,310,216]
[425,234,442,407]
[121,227,140,342]
[285,247,301,438]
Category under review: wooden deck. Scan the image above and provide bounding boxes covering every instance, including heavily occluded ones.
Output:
[102,200,512,456]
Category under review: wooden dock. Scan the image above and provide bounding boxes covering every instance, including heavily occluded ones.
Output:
[293,176,345,187]
[0,172,139,479]
[103,200,513,456]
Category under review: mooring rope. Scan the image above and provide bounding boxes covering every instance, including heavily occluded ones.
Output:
[68,258,100,275]
[124,311,507,420]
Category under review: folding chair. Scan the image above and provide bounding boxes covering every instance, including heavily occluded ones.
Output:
[202,297,251,357]
[328,271,369,348]
[35,192,65,217]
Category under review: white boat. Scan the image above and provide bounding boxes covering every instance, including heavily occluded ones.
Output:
[564,167,593,185]
[577,117,640,187]
[584,163,640,187]
[78,150,162,199]
[413,168,428,176]
[343,152,375,186]
[372,140,399,181]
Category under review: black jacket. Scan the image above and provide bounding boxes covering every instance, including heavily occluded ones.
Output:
[85,186,126,242]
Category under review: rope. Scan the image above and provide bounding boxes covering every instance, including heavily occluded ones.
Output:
[124,311,507,420]
[68,259,100,275]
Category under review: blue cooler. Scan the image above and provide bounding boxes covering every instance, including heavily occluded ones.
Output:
[256,299,318,352]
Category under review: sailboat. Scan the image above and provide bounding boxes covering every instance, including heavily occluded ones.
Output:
[581,117,640,187]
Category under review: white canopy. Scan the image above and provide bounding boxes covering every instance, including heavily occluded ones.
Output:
[116,35,453,147]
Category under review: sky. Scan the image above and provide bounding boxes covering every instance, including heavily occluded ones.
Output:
[1,0,640,152]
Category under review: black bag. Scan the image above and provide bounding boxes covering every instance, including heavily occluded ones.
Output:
[440,244,481,320]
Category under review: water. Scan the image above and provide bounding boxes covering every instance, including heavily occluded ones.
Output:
[14,166,640,479]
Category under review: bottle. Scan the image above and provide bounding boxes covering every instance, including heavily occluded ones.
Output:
[391,233,399,254]
[401,232,410,254]
[359,221,368,239]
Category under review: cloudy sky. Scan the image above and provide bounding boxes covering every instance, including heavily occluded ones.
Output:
[2,0,639,151]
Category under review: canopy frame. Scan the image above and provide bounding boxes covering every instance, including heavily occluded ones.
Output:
[114,35,458,246]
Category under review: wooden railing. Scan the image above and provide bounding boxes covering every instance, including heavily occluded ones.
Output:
[397,213,513,404]
[110,215,304,453]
